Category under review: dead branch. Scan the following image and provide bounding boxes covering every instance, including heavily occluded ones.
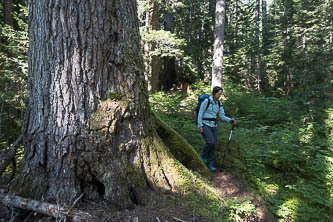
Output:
[172,217,187,222]
[0,135,22,178]
[0,190,94,221]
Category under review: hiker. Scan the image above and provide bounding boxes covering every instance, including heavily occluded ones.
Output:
[197,86,234,172]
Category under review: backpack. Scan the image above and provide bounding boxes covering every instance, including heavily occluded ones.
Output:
[195,94,211,119]
[195,94,221,121]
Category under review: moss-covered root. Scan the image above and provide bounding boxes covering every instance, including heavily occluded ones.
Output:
[152,112,210,177]
[141,134,227,221]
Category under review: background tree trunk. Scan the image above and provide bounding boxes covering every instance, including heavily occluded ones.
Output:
[143,0,161,93]
[261,0,267,51]
[255,0,261,92]
[212,0,226,88]
[261,0,267,89]
[161,8,177,90]
[3,0,14,27]
[150,0,161,92]
[13,0,205,210]
[144,1,153,91]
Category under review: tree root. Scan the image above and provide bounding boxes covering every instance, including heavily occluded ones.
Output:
[0,190,95,221]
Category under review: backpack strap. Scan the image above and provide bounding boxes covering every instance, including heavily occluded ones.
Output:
[204,98,210,113]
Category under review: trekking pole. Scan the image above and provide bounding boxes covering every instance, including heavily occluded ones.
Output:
[222,124,234,163]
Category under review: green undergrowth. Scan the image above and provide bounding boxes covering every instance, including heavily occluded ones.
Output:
[149,85,333,221]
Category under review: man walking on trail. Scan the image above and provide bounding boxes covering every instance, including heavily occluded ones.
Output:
[198,86,234,172]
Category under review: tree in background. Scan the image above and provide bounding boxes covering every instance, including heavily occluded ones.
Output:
[2,0,14,27]
[221,0,332,96]
[139,0,191,92]
[140,0,162,92]
[212,0,226,88]
[172,0,214,88]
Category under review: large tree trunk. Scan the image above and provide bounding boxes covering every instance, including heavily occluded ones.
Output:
[212,0,226,88]
[13,0,207,210]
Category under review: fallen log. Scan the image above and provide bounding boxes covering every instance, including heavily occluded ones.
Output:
[0,190,94,221]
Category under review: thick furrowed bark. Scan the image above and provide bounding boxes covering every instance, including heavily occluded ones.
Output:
[17,0,149,208]
[15,0,210,211]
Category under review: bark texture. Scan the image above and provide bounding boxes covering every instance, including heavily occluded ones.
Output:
[15,0,207,210]
[212,0,226,88]
[17,0,149,209]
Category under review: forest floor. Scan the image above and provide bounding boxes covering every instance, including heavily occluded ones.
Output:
[0,168,275,222]
[212,169,275,222]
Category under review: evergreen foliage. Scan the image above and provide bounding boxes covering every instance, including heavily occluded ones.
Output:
[139,0,333,97]
[0,1,27,144]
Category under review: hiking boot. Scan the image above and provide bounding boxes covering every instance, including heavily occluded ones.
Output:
[207,163,216,172]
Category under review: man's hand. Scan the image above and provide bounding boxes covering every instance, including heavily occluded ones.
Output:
[230,119,235,124]
[199,127,203,133]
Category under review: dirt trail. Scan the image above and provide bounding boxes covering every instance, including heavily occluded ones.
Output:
[213,170,275,222]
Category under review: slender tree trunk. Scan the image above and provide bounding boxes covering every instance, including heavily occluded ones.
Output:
[212,0,226,88]
[150,0,161,92]
[0,98,3,139]
[3,0,14,27]
[255,0,261,92]
[262,0,267,50]
[261,0,267,89]
[144,3,152,91]
[329,1,333,48]
[162,5,176,90]
[144,0,161,92]
[201,0,215,81]
[13,0,206,210]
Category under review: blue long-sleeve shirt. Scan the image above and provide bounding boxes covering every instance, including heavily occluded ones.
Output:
[197,96,231,128]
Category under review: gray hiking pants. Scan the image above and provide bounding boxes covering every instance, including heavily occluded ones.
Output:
[201,124,218,166]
